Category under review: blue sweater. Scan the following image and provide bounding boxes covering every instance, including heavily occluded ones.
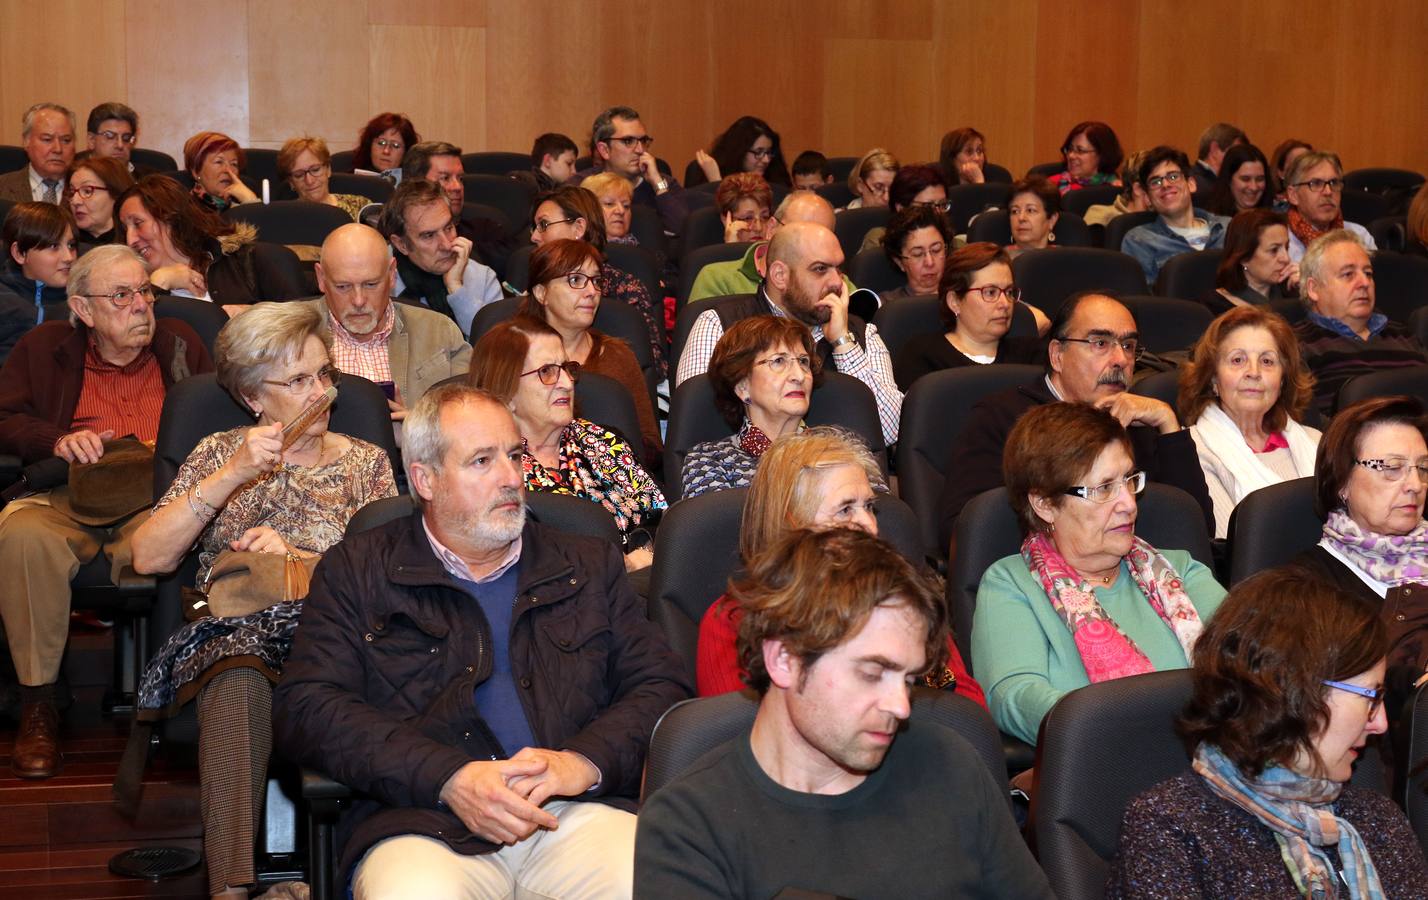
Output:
[456,565,536,755]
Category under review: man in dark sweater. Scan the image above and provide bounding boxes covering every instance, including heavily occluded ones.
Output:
[575,105,689,235]
[634,529,1052,899]
[937,292,1213,549]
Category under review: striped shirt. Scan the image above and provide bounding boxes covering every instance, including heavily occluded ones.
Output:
[327,304,395,385]
[70,340,165,442]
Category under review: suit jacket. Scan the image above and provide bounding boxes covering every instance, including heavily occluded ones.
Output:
[309,297,472,402]
[0,168,36,202]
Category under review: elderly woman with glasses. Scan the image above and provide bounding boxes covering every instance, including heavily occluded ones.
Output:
[1048,121,1123,195]
[131,302,397,899]
[468,316,665,570]
[64,156,135,249]
[716,173,775,244]
[972,401,1226,745]
[278,136,368,221]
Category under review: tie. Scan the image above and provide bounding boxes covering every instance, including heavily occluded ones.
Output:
[41,180,59,204]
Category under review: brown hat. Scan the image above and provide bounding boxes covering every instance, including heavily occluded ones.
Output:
[49,438,155,526]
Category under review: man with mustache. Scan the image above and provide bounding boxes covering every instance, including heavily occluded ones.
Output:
[0,244,212,778]
[1121,145,1229,285]
[1294,231,1426,418]
[0,103,77,204]
[379,178,502,339]
[937,291,1212,548]
[1283,150,1377,263]
[634,528,1052,899]
[274,383,689,898]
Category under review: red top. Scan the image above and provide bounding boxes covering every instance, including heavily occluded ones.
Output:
[71,341,166,443]
[696,595,988,709]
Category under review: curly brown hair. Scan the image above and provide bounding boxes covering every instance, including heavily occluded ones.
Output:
[1177,306,1312,432]
[707,315,821,430]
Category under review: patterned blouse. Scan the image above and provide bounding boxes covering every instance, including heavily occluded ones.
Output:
[329,193,370,222]
[681,432,759,499]
[523,418,666,536]
[156,428,398,584]
[600,262,667,379]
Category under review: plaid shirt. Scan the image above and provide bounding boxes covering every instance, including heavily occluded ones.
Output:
[328,304,395,385]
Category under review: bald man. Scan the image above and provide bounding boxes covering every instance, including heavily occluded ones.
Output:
[676,221,903,443]
[687,191,848,305]
[310,223,472,424]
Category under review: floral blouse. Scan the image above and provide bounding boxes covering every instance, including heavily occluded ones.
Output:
[523,418,666,535]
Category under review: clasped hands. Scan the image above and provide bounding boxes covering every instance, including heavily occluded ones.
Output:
[438,747,599,845]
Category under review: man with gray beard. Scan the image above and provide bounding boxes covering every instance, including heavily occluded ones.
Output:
[936,292,1211,548]
[274,384,689,897]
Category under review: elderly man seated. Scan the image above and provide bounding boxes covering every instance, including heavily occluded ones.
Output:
[0,244,211,778]
[0,103,76,203]
[1293,230,1426,417]
[1283,150,1377,261]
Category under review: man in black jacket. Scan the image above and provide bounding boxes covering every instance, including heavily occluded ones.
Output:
[937,292,1212,549]
[273,383,690,896]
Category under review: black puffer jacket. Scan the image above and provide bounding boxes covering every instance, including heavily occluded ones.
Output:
[273,511,690,876]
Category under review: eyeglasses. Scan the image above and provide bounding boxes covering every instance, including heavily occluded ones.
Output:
[263,364,340,395]
[374,138,404,151]
[1355,458,1428,482]
[1147,171,1186,190]
[863,179,891,196]
[534,216,578,233]
[94,129,136,145]
[754,353,813,375]
[1065,471,1146,503]
[608,136,655,150]
[747,148,775,160]
[912,199,952,214]
[289,163,327,181]
[1292,178,1343,193]
[733,212,773,228]
[1063,145,1096,156]
[965,284,1020,302]
[1057,335,1144,360]
[65,184,111,200]
[520,360,581,385]
[79,283,155,308]
[901,243,947,262]
[558,271,599,290]
[1323,680,1385,718]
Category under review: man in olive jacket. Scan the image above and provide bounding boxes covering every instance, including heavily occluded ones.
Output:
[274,384,690,896]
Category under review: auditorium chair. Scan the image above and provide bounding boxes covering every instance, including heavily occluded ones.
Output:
[1370,251,1428,324]
[240,148,283,185]
[1341,190,1390,228]
[328,150,355,173]
[1127,369,1178,409]
[826,156,858,183]
[946,182,1013,234]
[663,372,888,500]
[1336,365,1428,413]
[833,206,890,262]
[675,242,752,312]
[983,162,1014,184]
[460,173,536,230]
[223,200,355,248]
[1154,249,1223,300]
[0,144,25,173]
[1406,684,1428,857]
[460,151,532,176]
[1103,211,1158,253]
[458,201,513,241]
[814,181,856,210]
[1026,161,1063,179]
[1344,167,1425,197]
[1370,215,1408,253]
[131,148,178,172]
[154,296,229,355]
[847,246,906,296]
[326,173,391,204]
[1225,476,1320,586]
[873,295,1037,382]
[628,204,670,261]
[679,205,728,257]
[965,209,1092,248]
[1012,247,1148,317]
[1060,184,1121,218]
[1117,295,1212,352]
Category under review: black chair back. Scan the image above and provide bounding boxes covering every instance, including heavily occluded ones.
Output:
[1103,211,1159,252]
[604,243,664,334]
[1012,247,1148,315]
[676,242,752,312]
[826,156,858,182]
[223,200,354,247]
[1118,295,1213,352]
[1341,190,1391,228]
[131,148,178,172]
[628,205,669,261]
[1154,249,1223,300]
[678,206,729,258]
[947,183,1013,233]
[327,173,391,203]
[847,246,905,295]
[1406,684,1428,858]
[461,174,536,232]
[240,148,283,184]
[1226,476,1320,586]
[814,182,856,210]
[1344,167,1426,195]
[329,149,356,173]
[1371,251,1428,324]
[1061,185,1122,218]
[460,151,532,176]
[154,299,229,354]
[965,209,1092,248]
[575,371,644,462]
[0,145,24,174]
[983,163,1014,184]
[1370,216,1408,254]
[1129,369,1179,408]
[1026,161,1063,179]
[1337,365,1428,413]
[459,202,513,240]
[833,207,890,262]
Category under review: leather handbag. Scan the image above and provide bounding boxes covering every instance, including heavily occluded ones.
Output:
[197,549,319,619]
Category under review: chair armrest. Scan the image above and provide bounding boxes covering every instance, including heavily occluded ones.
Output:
[1002,733,1036,774]
[302,768,354,803]
[115,566,157,599]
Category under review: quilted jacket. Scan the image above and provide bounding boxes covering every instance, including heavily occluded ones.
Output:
[272,510,691,876]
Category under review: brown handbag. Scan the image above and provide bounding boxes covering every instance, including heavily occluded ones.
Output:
[197,549,320,619]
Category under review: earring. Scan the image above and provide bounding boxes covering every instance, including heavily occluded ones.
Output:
[1048,232,1056,244]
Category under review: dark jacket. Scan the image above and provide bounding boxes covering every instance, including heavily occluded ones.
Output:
[0,318,212,463]
[0,267,68,364]
[203,223,304,304]
[936,377,1214,549]
[272,512,691,877]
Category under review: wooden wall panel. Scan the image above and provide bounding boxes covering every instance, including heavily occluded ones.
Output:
[1031,0,1141,170]
[370,24,487,157]
[821,38,936,164]
[0,0,126,145]
[484,0,601,155]
[368,0,485,28]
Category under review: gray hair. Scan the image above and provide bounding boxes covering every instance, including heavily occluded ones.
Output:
[1285,149,1344,187]
[214,301,332,408]
[67,244,146,300]
[401,141,462,182]
[1300,228,1369,308]
[87,102,138,134]
[402,383,506,499]
[22,102,75,139]
[1196,123,1246,160]
[589,106,641,156]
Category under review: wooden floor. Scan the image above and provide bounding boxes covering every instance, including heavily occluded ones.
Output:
[0,631,208,899]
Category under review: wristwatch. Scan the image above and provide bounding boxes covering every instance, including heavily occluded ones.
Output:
[654,179,669,194]
[830,332,857,351]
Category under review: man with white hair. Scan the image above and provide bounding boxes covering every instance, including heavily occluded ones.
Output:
[0,103,77,203]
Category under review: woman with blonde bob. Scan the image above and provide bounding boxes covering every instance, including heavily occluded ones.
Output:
[277,136,368,220]
[846,148,899,209]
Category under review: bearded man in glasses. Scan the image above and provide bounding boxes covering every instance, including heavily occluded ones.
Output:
[578,105,690,234]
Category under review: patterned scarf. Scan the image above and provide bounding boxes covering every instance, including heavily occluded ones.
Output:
[1321,509,1428,586]
[738,421,774,457]
[1194,743,1386,899]
[1020,531,1205,683]
[1289,206,1344,249]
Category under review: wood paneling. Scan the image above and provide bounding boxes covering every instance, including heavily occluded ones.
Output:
[370,24,487,156]
[368,0,485,29]
[0,0,126,144]
[247,0,371,151]
[822,38,936,164]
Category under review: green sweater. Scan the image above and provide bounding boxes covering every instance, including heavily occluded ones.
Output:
[687,241,857,305]
[971,548,1226,744]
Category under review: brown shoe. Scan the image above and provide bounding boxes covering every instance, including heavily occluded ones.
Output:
[12,700,62,779]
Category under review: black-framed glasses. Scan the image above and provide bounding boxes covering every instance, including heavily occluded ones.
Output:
[754,353,813,375]
[289,163,327,181]
[65,184,112,200]
[1065,471,1146,503]
[965,284,1020,303]
[912,199,953,214]
[1062,145,1096,156]
[534,216,578,233]
[94,129,136,144]
[263,364,340,394]
[747,147,775,160]
[608,135,655,150]
[558,271,599,290]
[520,361,581,385]
[901,242,947,262]
[1323,679,1385,717]
[1355,458,1428,482]
[80,283,154,308]
[1056,335,1144,360]
[1292,178,1343,193]
[1147,171,1186,190]
[733,212,773,228]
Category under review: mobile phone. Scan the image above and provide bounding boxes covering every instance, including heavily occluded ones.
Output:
[377,381,397,401]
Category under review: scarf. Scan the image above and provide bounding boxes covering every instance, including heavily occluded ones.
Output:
[1054,171,1118,194]
[1192,402,1319,507]
[1289,206,1344,249]
[393,249,455,321]
[1321,509,1428,586]
[1194,743,1386,899]
[738,421,774,457]
[1020,531,1205,683]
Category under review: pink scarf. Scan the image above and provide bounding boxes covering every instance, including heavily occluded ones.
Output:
[1021,532,1206,683]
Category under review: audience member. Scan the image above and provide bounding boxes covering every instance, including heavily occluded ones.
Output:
[65,156,135,249]
[1293,230,1425,417]
[790,150,832,191]
[939,126,987,185]
[580,105,688,234]
[1108,567,1428,898]
[131,302,396,898]
[351,112,418,182]
[0,103,76,203]
[893,243,1042,390]
[1048,120,1123,194]
[845,148,899,209]
[0,244,211,779]
[1408,183,1428,257]
[973,402,1226,744]
[689,115,790,188]
[1178,306,1320,538]
[377,178,501,338]
[878,203,951,303]
[1269,138,1313,209]
[1005,175,1061,260]
[468,317,665,570]
[274,383,689,896]
[638,528,1042,898]
[278,136,367,220]
[1284,150,1377,261]
[183,131,259,212]
[519,238,662,468]
[681,316,817,498]
[686,190,847,304]
[1206,143,1271,217]
[1204,208,1298,315]
[1294,395,1428,720]
[580,172,636,244]
[1122,146,1229,284]
[937,292,1212,547]
[715,173,774,243]
[1,203,76,361]
[858,163,948,251]
[516,132,578,193]
[678,222,902,444]
[84,102,153,175]
[401,140,512,275]
[1191,122,1247,194]
[1083,150,1150,227]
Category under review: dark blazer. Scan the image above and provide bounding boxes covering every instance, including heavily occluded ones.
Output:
[0,168,36,202]
[273,512,691,877]
[936,377,1213,548]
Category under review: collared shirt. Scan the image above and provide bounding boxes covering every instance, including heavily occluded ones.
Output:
[28,165,64,203]
[328,303,395,384]
[1307,310,1389,342]
[423,515,522,584]
[1044,374,1065,400]
[1320,538,1390,599]
[70,339,165,442]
